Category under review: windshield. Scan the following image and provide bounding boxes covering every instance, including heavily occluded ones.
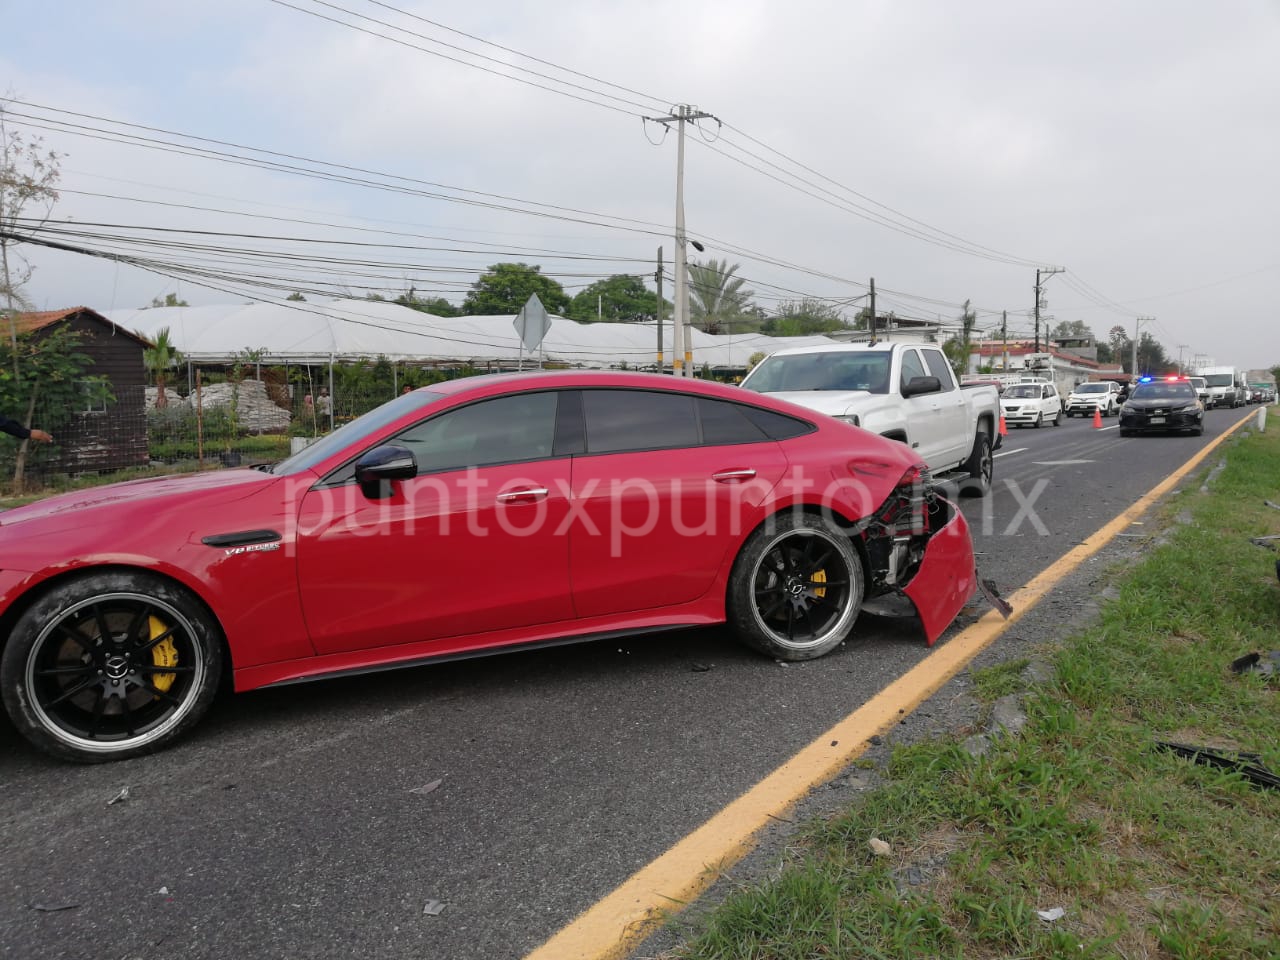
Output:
[1203,373,1233,387]
[1074,383,1108,394]
[1131,382,1196,401]
[743,351,892,394]
[1189,378,1206,389]
[271,390,447,476]
[1004,385,1039,398]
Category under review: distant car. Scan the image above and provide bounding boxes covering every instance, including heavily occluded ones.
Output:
[1188,376,1210,406]
[1065,381,1121,417]
[0,371,978,763]
[1119,377,1204,437]
[1000,381,1063,428]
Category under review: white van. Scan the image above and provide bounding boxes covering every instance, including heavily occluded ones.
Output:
[1198,366,1239,408]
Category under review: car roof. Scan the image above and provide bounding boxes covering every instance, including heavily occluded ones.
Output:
[758,342,897,358]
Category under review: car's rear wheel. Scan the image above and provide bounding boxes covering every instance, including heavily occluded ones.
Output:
[1,571,223,763]
[727,514,864,661]
[1053,408,1063,426]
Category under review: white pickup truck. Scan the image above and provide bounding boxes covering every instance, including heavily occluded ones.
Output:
[740,342,1001,496]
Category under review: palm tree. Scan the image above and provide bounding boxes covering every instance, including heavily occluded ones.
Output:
[688,258,754,334]
[142,327,183,409]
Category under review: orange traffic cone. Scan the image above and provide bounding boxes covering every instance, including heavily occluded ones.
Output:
[1092,406,1103,429]
[998,414,1007,437]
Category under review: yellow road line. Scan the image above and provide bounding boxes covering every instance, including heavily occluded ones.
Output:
[524,413,1254,960]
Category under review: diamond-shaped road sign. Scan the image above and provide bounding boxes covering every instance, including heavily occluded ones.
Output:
[514,294,551,352]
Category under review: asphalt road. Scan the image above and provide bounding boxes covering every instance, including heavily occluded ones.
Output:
[0,405,1256,960]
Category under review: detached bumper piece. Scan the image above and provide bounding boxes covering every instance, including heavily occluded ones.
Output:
[1155,741,1280,791]
[858,470,977,646]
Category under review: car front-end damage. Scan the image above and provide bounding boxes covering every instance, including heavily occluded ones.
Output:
[855,466,979,644]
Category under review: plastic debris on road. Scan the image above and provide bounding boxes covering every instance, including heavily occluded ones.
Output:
[423,900,446,916]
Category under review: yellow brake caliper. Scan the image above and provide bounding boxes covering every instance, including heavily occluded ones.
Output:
[149,615,179,693]
[811,569,827,599]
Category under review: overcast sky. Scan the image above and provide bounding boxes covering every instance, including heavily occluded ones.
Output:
[3,0,1278,370]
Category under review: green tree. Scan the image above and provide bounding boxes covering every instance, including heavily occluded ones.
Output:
[568,275,663,323]
[1051,319,1094,341]
[390,288,461,317]
[142,326,183,409]
[0,326,107,489]
[461,263,569,316]
[1,103,62,377]
[147,293,189,308]
[688,258,754,334]
[764,298,847,336]
[1109,325,1131,371]
[959,299,976,366]
[941,336,968,378]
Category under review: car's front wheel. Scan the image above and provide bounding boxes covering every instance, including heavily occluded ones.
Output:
[727,514,864,661]
[1,571,223,763]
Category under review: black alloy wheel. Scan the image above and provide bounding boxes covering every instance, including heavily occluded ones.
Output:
[1,571,222,763]
[727,514,864,661]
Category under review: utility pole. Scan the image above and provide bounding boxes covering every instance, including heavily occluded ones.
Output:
[1033,267,1064,353]
[647,104,714,376]
[1001,310,1008,371]
[868,277,876,343]
[1132,316,1153,376]
[655,246,664,373]
[1177,343,1188,375]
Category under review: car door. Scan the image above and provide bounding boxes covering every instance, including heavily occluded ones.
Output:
[1043,384,1061,419]
[896,347,945,459]
[568,389,789,619]
[295,390,574,654]
[919,349,969,467]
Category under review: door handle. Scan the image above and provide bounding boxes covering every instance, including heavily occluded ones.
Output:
[496,487,549,504]
[712,468,757,483]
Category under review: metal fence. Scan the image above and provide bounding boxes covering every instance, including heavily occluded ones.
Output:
[1,369,412,494]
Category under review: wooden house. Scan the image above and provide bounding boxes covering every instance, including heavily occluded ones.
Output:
[13,307,151,474]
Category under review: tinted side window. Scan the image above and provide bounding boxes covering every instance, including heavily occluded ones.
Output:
[738,405,814,440]
[697,398,769,445]
[395,392,558,473]
[923,350,956,390]
[583,390,698,454]
[899,349,928,388]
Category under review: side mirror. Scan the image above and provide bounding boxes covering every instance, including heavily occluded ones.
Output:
[354,444,417,499]
[901,375,941,398]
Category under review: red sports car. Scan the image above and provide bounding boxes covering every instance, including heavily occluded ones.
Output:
[0,372,975,762]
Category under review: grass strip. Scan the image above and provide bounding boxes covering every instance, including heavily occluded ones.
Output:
[662,424,1280,960]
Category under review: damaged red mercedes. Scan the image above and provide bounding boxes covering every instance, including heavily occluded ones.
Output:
[0,372,976,762]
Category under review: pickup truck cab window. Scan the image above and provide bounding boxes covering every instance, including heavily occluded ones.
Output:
[923,350,957,390]
[899,349,928,388]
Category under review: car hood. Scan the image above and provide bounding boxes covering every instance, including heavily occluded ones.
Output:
[1068,392,1109,401]
[1125,398,1198,411]
[753,390,873,416]
[0,467,279,531]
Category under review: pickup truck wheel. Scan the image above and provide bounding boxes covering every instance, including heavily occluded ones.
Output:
[727,514,864,662]
[959,429,993,498]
